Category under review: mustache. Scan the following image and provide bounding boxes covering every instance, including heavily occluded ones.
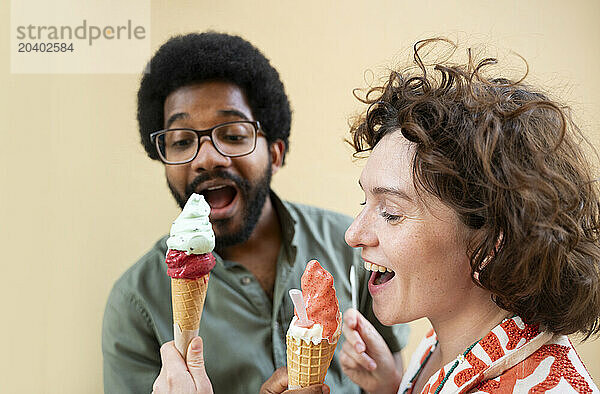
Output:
[185,170,251,198]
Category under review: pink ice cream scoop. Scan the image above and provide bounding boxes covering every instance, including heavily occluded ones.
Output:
[296,259,340,341]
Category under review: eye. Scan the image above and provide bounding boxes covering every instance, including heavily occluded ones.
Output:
[172,139,193,148]
[222,134,247,142]
[380,211,405,224]
[216,123,253,144]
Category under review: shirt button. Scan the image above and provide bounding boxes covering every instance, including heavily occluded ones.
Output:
[241,276,252,285]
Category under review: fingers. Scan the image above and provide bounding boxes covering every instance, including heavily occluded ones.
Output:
[349,309,389,356]
[152,367,166,393]
[159,340,187,371]
[343,308,377,368]
[260,367,288,394]
[339,340,360,371]
[153,338,213,394]
[260,368,329,394]
[287,384,330,394]
[342,309,366,353]
[153,341,189,393]
[340,338,376,371]
[186,337,213,393]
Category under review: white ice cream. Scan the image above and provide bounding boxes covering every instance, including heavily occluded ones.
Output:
[287,316,325,345]
[287,314,342,346]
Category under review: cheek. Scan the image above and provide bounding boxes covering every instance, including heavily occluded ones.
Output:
[233,158,259,178]
[382,225,465,278]
[412,233,472,291]
[165,166,188,188]
[233,149,270,179]
[379,226,428,271]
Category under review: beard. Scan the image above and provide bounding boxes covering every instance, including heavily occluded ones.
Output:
[167,161,272,252]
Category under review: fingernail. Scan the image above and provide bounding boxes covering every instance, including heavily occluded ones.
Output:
[191,337,202,351]
[369,361,377,370]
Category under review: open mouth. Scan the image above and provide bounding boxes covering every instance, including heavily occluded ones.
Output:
[364,261,395,286]
[199,185,238,210]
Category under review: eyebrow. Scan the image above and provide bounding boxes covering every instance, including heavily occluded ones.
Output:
[358,180,414,202]
[165,112,188,129]
[218,109,250,120]
[164,109,250,129]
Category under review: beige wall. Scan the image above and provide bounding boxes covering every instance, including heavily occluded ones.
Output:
[1,0,599,392]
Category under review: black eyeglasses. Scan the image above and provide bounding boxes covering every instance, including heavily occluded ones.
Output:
[150,120,263,164]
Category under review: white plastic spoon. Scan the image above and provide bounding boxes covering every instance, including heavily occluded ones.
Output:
[289,289,314,327]
[350,265,357,310]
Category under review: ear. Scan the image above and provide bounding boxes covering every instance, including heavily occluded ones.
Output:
[269,139,285,175]
[472,231,504,282]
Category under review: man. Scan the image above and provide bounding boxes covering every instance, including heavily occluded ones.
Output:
[102,32,409,394]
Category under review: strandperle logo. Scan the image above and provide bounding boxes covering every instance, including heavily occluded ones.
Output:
[15,19,146,46]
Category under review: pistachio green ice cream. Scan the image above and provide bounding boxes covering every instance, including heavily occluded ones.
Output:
[166,193,215,254]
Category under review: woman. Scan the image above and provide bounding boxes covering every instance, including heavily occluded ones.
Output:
[339,39,600,393]
[152,38,600,393]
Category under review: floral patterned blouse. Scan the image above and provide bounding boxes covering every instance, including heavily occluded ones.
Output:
[399,316,598,393]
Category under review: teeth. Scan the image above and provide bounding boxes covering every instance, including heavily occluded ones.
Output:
[363,261,394,273]
[206,185,227,191]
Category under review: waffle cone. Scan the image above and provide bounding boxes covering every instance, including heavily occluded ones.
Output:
[171,274,209,330]
[286,333,339,388]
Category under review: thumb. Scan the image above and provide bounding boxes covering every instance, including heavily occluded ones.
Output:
[186,337,213,393]
[259,367,288,394]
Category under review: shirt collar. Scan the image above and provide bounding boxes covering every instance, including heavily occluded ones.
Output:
[269,190,297,265]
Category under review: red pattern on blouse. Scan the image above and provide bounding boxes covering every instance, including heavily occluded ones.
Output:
[424,368,445,394]
[454,351,487,387]
[480,329,505,362]
[502,318,540,350]
[475,344,593,393]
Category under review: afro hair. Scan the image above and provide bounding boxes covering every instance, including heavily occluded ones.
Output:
[137,32,291,162]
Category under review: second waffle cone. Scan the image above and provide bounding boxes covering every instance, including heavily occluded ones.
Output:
[286,334,339,388]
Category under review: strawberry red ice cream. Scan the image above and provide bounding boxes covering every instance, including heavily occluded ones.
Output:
[165,250,216,279]
[292,259,341,343]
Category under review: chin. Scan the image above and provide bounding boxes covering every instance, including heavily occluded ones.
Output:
[373,296,416,326]
[372,301,399,326]
[213,224,239,240]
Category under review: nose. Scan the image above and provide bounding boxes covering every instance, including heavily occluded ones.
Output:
[345,208,378,248]
[190,136,232,171]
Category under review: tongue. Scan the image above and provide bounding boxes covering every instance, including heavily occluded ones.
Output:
[374,270,395,285]
[202,187,236,209]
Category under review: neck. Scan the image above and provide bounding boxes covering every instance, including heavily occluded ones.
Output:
[429,289,509,369]
[219,195,282,298]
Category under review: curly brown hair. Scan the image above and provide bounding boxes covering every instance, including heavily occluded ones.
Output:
[350,38,600,338]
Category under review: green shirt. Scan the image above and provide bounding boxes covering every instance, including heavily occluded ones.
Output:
[102,193,409,393]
